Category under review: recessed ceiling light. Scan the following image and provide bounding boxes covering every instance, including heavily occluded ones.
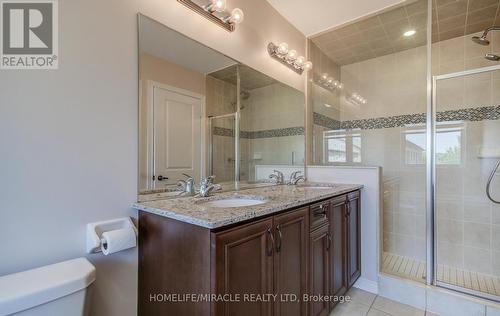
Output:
[404,30,416,37]
[324,103,332,108]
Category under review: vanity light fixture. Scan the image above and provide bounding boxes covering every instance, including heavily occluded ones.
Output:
[267,42,312,74]
[316,72,343,91]
[347,92,367,105]
[178,0,244,32]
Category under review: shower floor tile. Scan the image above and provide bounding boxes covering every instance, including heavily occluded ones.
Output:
[382,252,500,298]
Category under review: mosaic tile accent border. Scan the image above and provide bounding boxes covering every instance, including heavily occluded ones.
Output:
[213,126,304,139]
[313,112,341,130]
[314,105,500,131]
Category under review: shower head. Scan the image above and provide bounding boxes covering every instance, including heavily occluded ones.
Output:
[471,26,500,46]
[472,36,490,45]
[240,90,250,100]
[485,53,500,61]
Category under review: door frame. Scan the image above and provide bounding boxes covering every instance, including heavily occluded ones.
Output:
[430,64,500,301]
[146,80,206,189]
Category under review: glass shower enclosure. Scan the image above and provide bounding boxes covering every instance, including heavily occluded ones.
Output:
[433,65,500,300]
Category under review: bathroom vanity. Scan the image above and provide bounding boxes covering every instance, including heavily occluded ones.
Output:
[134,184,362,316]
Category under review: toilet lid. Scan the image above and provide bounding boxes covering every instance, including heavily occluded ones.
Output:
[0,258,95,316]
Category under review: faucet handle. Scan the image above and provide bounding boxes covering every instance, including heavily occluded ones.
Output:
[206,175,215,183]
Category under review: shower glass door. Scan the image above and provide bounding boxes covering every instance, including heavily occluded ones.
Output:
[209,114,237,183]
[433,65,500,300]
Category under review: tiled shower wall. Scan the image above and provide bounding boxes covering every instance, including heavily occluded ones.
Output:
[241,82,305,181]
[310,31,500,274]
[432,31,500,277]
[207,77,305,182]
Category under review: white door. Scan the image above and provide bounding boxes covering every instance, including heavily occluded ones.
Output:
[153,85,202,187]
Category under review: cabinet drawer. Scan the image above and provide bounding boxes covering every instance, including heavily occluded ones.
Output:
[309,201,329,231]
[348,190,360,200]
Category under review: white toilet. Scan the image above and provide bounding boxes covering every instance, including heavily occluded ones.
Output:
[0,258,95,316]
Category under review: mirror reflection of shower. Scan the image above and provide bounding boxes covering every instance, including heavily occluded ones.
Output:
[471,26,500,61]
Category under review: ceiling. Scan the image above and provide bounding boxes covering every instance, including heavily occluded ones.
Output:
[310,0,428,65]
[433,0,500,42]
[209,65,278,90]
[310,0,500,66]
[266,0,408,36]
[139,15,236,74]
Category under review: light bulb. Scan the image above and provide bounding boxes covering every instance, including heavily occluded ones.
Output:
[321,73,329,80]
[327,77,333,84]
[229,8,244,24]
[303,61,313,71]
[333,80,339,87]
[403,30,416,37]
[211,0,226,12]
[295,56,305,66]
[286,49,297,61]
[277,42,289,55]
[338,83,344,89]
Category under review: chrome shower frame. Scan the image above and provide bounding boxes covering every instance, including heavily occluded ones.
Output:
[430,64,500,302]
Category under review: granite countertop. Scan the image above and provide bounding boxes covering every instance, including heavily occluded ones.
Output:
[137,180,276,202]
[132,183,363,229]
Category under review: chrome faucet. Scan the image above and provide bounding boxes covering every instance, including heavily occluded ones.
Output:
[269,170,285,184]
[177,173,195,196]
[198,175,221,197]
[288,171,305,185]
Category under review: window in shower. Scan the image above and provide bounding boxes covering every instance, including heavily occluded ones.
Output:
[404,123,464,166]
[435,122,463,166]
[323,130,361,164]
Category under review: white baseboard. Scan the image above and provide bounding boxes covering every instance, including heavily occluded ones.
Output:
[353,277,379,294]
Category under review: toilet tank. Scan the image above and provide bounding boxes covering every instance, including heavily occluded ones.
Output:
[0,258,96,316]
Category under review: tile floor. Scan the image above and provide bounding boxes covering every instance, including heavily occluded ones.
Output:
[331,288,438,316]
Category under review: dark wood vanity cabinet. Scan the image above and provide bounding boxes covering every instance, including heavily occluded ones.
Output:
[213,218,274,316]
[138,190,360,316]
[346,191,361,288]
[328,196,348,309]
[308,223,330,316]
[273,208,309,316]
[213,208,309,316]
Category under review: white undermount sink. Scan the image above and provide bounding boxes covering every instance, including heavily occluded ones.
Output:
[200,197,267,208]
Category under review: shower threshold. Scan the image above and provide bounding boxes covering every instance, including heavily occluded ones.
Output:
[382,252,500,297]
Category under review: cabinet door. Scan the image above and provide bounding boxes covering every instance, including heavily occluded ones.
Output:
[213,218,274,316]
[274,208,309,316]
[347,191,361,288]
[309,224,330,316]
[329,196,348,310]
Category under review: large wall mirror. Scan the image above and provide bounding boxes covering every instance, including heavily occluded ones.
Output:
[138,15,305,194]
